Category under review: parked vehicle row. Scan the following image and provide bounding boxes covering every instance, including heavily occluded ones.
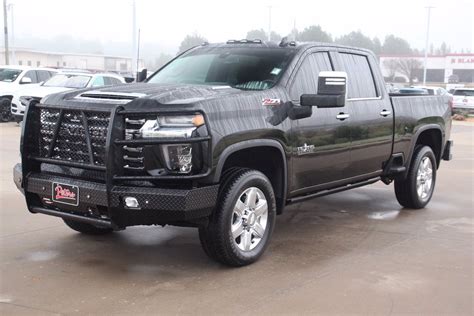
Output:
[0,66,58,121]
[11,72,125,122]
[0,65,127,122]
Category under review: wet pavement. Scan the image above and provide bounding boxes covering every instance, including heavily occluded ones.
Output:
[0,122,472,315]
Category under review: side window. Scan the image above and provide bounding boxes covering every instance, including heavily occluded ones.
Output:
[36,70,52,82]
[104,77,122,85]
[23,70,38,83]
[337,53,377,99]
[110,77,123,85]
[91,76,105,87]
[289,52,332,101]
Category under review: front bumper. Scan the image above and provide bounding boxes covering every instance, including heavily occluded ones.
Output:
[14,163,219,228]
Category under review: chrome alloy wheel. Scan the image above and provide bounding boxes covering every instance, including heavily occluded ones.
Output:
[231,187,268,251]
[416,157,433,200]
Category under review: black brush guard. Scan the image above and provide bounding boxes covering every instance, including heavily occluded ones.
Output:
[17,102,219,229]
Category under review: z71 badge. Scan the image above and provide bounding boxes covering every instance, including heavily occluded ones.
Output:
[262,98,281,106]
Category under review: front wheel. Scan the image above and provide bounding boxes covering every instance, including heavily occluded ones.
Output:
[394,146,437,209]
[199,169,276,266]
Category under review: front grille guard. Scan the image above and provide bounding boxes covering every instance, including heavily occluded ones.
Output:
[21,102,213,222]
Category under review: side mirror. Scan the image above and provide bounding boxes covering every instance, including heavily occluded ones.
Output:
[20,76,33,84]
[137,68,147,82]
[300,71,347,108]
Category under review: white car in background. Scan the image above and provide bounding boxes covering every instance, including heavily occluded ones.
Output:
[11,72,125,122]
[411,86,451,96]
[0,66,58,121]
[452,88,474,114]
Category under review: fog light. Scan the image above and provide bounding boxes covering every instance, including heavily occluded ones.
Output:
[124,197,140,209]
[162,144,193,174]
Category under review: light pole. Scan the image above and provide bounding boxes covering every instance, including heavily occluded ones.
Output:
[8,2,15,64]
[131,0,137,79]
[423,6,434,85]
[3,0,9,64]
[267,5,272,41]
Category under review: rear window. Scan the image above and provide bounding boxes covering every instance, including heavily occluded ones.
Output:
[454,90,474,96]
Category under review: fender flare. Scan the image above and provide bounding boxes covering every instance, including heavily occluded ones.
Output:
[212,139,288,202]
[404,124,444,176]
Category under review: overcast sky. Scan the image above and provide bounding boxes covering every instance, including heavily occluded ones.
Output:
[3,0,473,55]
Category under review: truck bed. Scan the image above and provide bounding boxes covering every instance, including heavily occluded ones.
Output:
[389,94,452,164]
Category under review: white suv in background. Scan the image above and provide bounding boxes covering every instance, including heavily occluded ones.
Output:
[11,72,125,122]
[0,66,58,121]
[452,88,474,114]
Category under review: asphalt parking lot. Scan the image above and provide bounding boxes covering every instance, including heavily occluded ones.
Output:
[0,121,472,315]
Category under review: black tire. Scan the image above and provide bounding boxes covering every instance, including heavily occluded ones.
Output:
[63,219,114,235]
[0,98,12,122]
[394,146,437,209]
[199,169,276,266]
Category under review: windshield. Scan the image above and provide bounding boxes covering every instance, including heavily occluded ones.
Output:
[454,89,474,96]
[43,74,92,88]
[0,68,22,82]
[147,47,296,90]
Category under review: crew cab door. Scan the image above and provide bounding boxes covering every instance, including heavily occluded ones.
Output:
[289,50,352,193]
[333,51,393,177]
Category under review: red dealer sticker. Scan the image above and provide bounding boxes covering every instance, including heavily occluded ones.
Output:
[262,98,281,106]
[52,182,79,206]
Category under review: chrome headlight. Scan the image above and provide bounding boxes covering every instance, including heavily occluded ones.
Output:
[135,114,205,174]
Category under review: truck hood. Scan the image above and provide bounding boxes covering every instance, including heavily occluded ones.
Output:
[57,83,245,105]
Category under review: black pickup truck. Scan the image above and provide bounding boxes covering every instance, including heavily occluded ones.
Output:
[14,40,453,266]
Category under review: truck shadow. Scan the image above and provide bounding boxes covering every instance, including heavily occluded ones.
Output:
[47,185,423,280]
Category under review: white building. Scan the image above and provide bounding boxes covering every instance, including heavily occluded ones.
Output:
[380,53,474,83]
[0,48,144,73]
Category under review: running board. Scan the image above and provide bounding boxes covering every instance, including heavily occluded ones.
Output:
[288,177,380,204]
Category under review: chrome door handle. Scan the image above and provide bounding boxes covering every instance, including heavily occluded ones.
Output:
[336,113,350,121]
[380,109,392,117]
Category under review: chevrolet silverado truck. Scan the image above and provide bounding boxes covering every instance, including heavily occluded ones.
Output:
[14,40,453,266]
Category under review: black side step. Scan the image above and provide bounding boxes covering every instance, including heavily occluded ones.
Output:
[388,166,406,174]
[288,177,380,204]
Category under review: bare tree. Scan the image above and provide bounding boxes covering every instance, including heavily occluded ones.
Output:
[397,59,422,85]
[383,59,399,82]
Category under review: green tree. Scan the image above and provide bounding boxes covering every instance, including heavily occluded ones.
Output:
[382,35,412,55]
[297,25,332,43]
[151,53,174,70]
[397,58,422,85]
[178,34,207,54]
[336,31,375,51]
[269,31,282,42]
[246,29,267,41]
[246,29,281,41]
[372,37,382,55]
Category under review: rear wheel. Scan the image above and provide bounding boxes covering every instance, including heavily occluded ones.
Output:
[63,219,114,235]
[199,169,276,266]
[394,146,437,209]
